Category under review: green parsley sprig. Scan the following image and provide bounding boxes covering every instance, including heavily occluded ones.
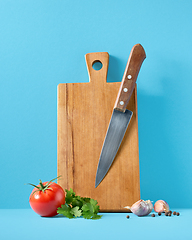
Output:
[57,188,102,220]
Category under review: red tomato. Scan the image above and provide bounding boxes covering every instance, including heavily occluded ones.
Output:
[29,180,65,217]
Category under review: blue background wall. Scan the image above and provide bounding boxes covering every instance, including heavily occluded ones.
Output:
[0,0,192,209]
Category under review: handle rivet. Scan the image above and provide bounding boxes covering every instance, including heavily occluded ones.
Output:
[123,88,128,92]
[120,101,124,105]
[127,75,132,79]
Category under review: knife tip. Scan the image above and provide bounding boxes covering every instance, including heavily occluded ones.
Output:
[95,177,101,188]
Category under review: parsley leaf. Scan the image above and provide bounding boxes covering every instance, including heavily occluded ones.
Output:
[57,204,74,219]
[70,206,82,217]
[57,188,102,220]
[82,199,101,219]
[65,188,76,204]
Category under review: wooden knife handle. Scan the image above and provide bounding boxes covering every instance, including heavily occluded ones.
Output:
[114,44,146,112]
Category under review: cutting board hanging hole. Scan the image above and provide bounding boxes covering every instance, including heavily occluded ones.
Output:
[85,52,109,83]
[92,60,103,71]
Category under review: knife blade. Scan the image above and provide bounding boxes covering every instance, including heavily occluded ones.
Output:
[95,43,146,188]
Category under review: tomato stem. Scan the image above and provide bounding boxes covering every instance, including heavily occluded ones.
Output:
[39,180,45,190]
[27,175,62,192]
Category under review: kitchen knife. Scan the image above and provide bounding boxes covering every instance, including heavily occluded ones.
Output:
[95,43,146,188]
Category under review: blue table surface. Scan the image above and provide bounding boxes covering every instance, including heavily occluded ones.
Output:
[0,209,191,240]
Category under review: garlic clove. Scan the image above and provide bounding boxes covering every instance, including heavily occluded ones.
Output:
[125,199,153,217]
[146,200,153,214]
[154,200,169,213]
[132,200,149,216]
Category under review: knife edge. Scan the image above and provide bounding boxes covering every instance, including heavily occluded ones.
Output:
[95,109,133,188]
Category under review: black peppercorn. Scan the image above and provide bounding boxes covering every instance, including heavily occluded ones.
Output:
[173,211,176,215]
[126,215,130,219]
[168,212,172,216]
[176,212,180,216]
[165,212,169,216]
[151,214,155,217]
[158,212,161,216]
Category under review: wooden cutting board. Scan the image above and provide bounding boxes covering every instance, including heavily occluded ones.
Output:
[57,52,140,212]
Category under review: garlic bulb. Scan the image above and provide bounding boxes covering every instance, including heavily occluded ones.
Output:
[154,200,169,213]
[124,200,153,217]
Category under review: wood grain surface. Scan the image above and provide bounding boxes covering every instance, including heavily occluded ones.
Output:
[57,52,140,212]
